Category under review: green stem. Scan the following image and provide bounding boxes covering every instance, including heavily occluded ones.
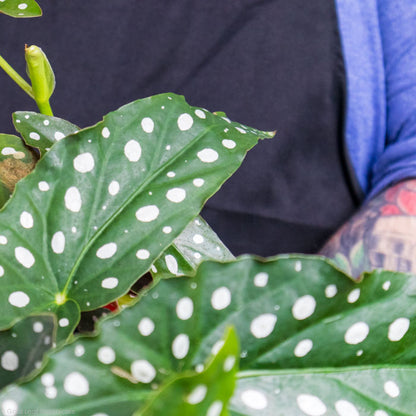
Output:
[0,53,34,99]
[36,99,53,116]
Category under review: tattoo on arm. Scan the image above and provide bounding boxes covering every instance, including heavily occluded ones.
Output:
[319,179,416,278]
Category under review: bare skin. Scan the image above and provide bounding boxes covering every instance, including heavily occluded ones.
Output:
[320,179,416,278]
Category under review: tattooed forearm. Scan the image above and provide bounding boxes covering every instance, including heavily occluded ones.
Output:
[319,179,416,278]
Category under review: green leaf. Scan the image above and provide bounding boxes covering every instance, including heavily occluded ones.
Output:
[135,327,239,416]
[3,256,416,414]
[0,315,55,389]
[0,0,42,18]
[0,134,37,208]
[13,111,79,157]
[152,216,234,279]
[231,367,416,415]
[0,93,272,337]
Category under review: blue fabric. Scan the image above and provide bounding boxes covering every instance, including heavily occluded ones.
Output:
[335,0,416,199]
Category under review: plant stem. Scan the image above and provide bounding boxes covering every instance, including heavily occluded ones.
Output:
[0,53,34,99]
[36,99,53,116]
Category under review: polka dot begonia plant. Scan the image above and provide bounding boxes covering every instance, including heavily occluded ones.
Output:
[1,253,416,415]
[1,4,416,415]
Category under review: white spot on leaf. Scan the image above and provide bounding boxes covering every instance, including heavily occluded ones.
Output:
[41,373,55,387]
[254,272,269,287]
[101,277,119,289]
[45,386,57,399]
[176,297,194,320]
[384,380,400,398]
[222,139,236,149]
[211,287,231,310]
[177,113,193,131]
[325,284,337,298]
[166,188,186,203]
[388,318,410,342]
[96,243,117,259]
[241,389,268,410]
[73,152,95,173]
[292,295,316,320]
[207,401,223,416]
[124,140,142,162]
[15,247,35,269]
[347,288,360,303]
[33,322,44,333]
[108,180,120,196]
[172,334,190,359]
[335,400,359,416]
[74,345,85,357]
[136,205,159,222]
[197,148,218,163]
[294,339,313,357]
[141,117,154,133]
[65,186,82,212]
[250,313,277,338]
[54,131,65,141]
[38,181,50,191]
[1,147,16,155]
[59,318,69,327]
[193,178,204,187]
[211,340,224,355]
[51,231,65,254]
[224,355,236,372]
[193,234,204,244]
[131,360,156,383]
[29,132,40,141]
[97,346,116,364]
[102,127,110,138]
[296,394,327,416]
[186,384,207,404]
[1,351,19,371]
[344,322,369,345]
[165,254,178,275]
[63,372,89,396]
[138,317,155,336]
[195,109,206,119]
[374,411,388,416]
[136,249,150,260]
[1,401,18,416]
[20,211,33,229]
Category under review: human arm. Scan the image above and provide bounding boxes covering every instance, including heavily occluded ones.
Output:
[320,178,416,278]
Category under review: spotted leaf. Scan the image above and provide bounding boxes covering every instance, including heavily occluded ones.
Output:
[152,215,234,279]
[0,134,37,208]
[0,315,55,389]
[230,368,415,415]
[0,0,42,17]
[13,112,79,156]
[135,327,239,416]
[0,93,273,339]
[2,256,416,414]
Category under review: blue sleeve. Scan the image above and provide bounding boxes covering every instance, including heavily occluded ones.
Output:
[368,0,416,198]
